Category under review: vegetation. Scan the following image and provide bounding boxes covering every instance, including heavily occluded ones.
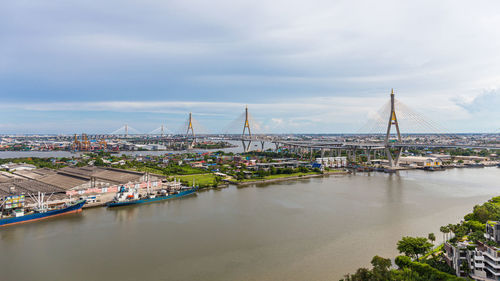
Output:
[344,196,500,280]
[340,255,461,281]
[126,162,208,176]
[175,174,222,188]
[0,157,69,169]
[193,141,234,149]
[397,236,433,261]
[436,196,500,246]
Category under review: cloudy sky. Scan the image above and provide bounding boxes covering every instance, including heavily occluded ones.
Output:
[1,0,499,134]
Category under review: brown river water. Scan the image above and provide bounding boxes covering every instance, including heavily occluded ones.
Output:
[0,167,499,281]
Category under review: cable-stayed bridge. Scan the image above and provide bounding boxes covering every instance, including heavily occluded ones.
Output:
[272,89,500,168]
[76,89,499,165]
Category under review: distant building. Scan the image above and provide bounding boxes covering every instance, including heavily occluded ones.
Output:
[430,154,452,162]
[315,157,347,168]
[247,160,310,171]
[0,163,37,172]
[454,156,489,162]
[398,156,442,167]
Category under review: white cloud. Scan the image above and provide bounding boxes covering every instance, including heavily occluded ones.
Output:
[1,0,500,133]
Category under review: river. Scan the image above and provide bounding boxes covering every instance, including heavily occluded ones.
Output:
[0,140,276,159]
[0,167,499,281]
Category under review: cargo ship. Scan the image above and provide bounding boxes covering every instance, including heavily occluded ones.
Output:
[0,196,86,227]
[107,185,197,208]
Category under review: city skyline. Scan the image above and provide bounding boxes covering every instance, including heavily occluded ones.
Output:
[1,0,500,134]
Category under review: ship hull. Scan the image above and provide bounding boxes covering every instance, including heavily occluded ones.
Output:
[0,200,86,227]
[107,189,197,208]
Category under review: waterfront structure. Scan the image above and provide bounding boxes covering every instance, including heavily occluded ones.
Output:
[444,222,500,280]
[429,154,452,162]
[444,241,500,281]
[398,156,443,167]
[443,241,472,278]
[315,157,347,168]
[246,160,311,171]
[0,166,164,206]
[454,155,490,163]
[0,179,68,207]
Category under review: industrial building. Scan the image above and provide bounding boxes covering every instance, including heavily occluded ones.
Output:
[0,166,165,207]
[398,156,443,167]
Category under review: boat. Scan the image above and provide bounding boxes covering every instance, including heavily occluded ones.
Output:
[0,196,86,227]
[107,185,197,208]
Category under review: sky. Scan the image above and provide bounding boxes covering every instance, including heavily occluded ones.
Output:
[1,0,500,134]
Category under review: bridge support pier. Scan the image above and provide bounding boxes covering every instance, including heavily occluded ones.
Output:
[242,140,252,152]
[260,141,265,151]
[386,147,403,167]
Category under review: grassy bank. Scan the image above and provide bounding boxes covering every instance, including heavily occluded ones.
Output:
[174,174,218,188]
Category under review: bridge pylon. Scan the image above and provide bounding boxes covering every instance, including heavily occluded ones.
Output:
[384,89,403,168]
[185,112,196,148]
[242,105,252,138]
[242,105,252,152]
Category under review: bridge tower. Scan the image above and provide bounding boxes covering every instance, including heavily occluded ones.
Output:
[384,89,403,168]
[242,105,252,138]
[125,124,128,138]
[186,112,196,148]
[241,106,252,152]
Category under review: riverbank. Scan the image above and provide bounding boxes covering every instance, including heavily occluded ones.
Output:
[342,192,500,280]
[230,169,350,186]
[3,168,498,281]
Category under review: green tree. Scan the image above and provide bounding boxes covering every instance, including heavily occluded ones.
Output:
[371,255,391,280]
[397,236,433,261]
[427,233,436,244]
[341,268,372,281]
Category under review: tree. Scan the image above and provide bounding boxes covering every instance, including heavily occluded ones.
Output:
[427,233,436,244]
[341,268,372,281]
[469,231,485,243]
[440,225,451,241]
[397,236,433,261]
[439,226,447,243]
[371,255,391,280]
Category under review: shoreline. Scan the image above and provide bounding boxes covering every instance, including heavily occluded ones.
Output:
[229,170,351,186]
